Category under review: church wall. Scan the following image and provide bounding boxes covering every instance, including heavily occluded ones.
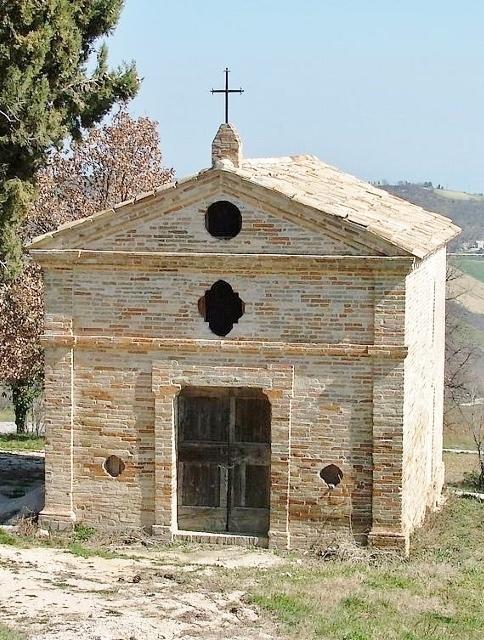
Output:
[87,193,377,256]
[71,265,376,345]
[37,255,411,549]
[402,248,446,534]
[72,354,155,528]
[43,267,73,334]
[69,347,374,544]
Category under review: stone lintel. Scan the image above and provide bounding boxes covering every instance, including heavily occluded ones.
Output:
[40,334,408,360]
[29,249,414,273]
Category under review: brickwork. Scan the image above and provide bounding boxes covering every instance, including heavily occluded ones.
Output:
[87,193,375,256]
[33,132,455,553]
[402,248,446,532]
[70,263,375,344]
[36,255,415,550]
[43,344,376,545]
[212,123,242,167]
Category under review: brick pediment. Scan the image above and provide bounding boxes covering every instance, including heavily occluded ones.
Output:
[28,169,414,257]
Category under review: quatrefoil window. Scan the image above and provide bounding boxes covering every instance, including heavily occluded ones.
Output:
[198,280,245,337]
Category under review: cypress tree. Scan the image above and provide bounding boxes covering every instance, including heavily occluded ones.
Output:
[0,0,139,278]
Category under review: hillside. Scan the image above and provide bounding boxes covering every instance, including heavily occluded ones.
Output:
[380,183,484,250]
[381,182,484,397]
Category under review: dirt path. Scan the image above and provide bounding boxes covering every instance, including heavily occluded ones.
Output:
[0,543,281,640]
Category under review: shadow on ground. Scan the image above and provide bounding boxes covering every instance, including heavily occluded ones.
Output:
[0,452,44,524]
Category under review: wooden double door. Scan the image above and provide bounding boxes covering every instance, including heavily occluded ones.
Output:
[177,387,271,536]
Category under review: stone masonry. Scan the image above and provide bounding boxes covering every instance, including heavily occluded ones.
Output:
[29,124,460,554]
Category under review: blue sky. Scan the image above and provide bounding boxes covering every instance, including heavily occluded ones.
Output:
[108,1,484,192]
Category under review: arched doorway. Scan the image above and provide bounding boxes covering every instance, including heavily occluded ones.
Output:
[176,386,271,536]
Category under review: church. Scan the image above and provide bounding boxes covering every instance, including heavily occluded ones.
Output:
[29,119,460,554]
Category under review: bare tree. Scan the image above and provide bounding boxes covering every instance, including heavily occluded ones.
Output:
[444,264,478,406]
[456,391,484,490]
[26,109,174,240]
[0,111,173,432]
[444,260,484,489]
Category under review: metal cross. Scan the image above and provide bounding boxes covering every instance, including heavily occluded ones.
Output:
[211,67,244,124]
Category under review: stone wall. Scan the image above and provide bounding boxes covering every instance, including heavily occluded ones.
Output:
[66,346,374,546]
[402,248,446,533]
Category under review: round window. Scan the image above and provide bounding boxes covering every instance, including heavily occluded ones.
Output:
[103,455,125,478]
[205,201,242,239]
[319,464,343,488]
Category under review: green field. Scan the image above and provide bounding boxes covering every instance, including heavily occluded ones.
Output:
[0,433,45,452]
[433,188,484,202]
[453,257,484,283]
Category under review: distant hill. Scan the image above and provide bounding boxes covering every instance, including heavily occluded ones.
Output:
[379,183,484,250]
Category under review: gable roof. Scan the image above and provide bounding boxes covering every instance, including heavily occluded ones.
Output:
[235,155,460,258]
[28,154,460,258]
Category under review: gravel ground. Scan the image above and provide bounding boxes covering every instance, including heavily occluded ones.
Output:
[0,543,281,640]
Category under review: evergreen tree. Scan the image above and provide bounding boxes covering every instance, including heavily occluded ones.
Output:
[0,0,139,278]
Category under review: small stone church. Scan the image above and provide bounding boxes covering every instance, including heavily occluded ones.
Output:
[29,123,460,554]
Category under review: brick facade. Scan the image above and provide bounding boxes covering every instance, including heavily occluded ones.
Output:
[31,127,458,553]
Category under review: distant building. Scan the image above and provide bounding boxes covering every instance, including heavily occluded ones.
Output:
[29,123,460,555]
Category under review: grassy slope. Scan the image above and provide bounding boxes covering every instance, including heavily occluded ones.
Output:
[0,407,14,422]
[0,496,481,640]
[454,257,484,284]
[433,188,484,202]
[0,434,44,452]
[245,498,483,640]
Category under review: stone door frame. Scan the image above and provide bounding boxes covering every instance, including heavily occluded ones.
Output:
[151,361,294,549]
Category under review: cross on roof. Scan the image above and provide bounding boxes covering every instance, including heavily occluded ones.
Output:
[211,67,244,124]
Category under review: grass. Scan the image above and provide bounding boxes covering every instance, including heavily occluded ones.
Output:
[66,541,119,559]
[0,489,481,640]
[453,257,484,284]
[0,433,44,452]
[0,529,22,547]
[73,523,96,542]
[0,523,124,559]
[443,451,481,490]
[240,497,484,640]
[0,625,25,640]
[0,498,481,640]
[433,188,484,202]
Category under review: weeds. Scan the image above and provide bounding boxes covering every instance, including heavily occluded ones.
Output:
[0,529,18,546]
[66,541,119,559]
[73,523,95,542]
[246,497,484,639]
